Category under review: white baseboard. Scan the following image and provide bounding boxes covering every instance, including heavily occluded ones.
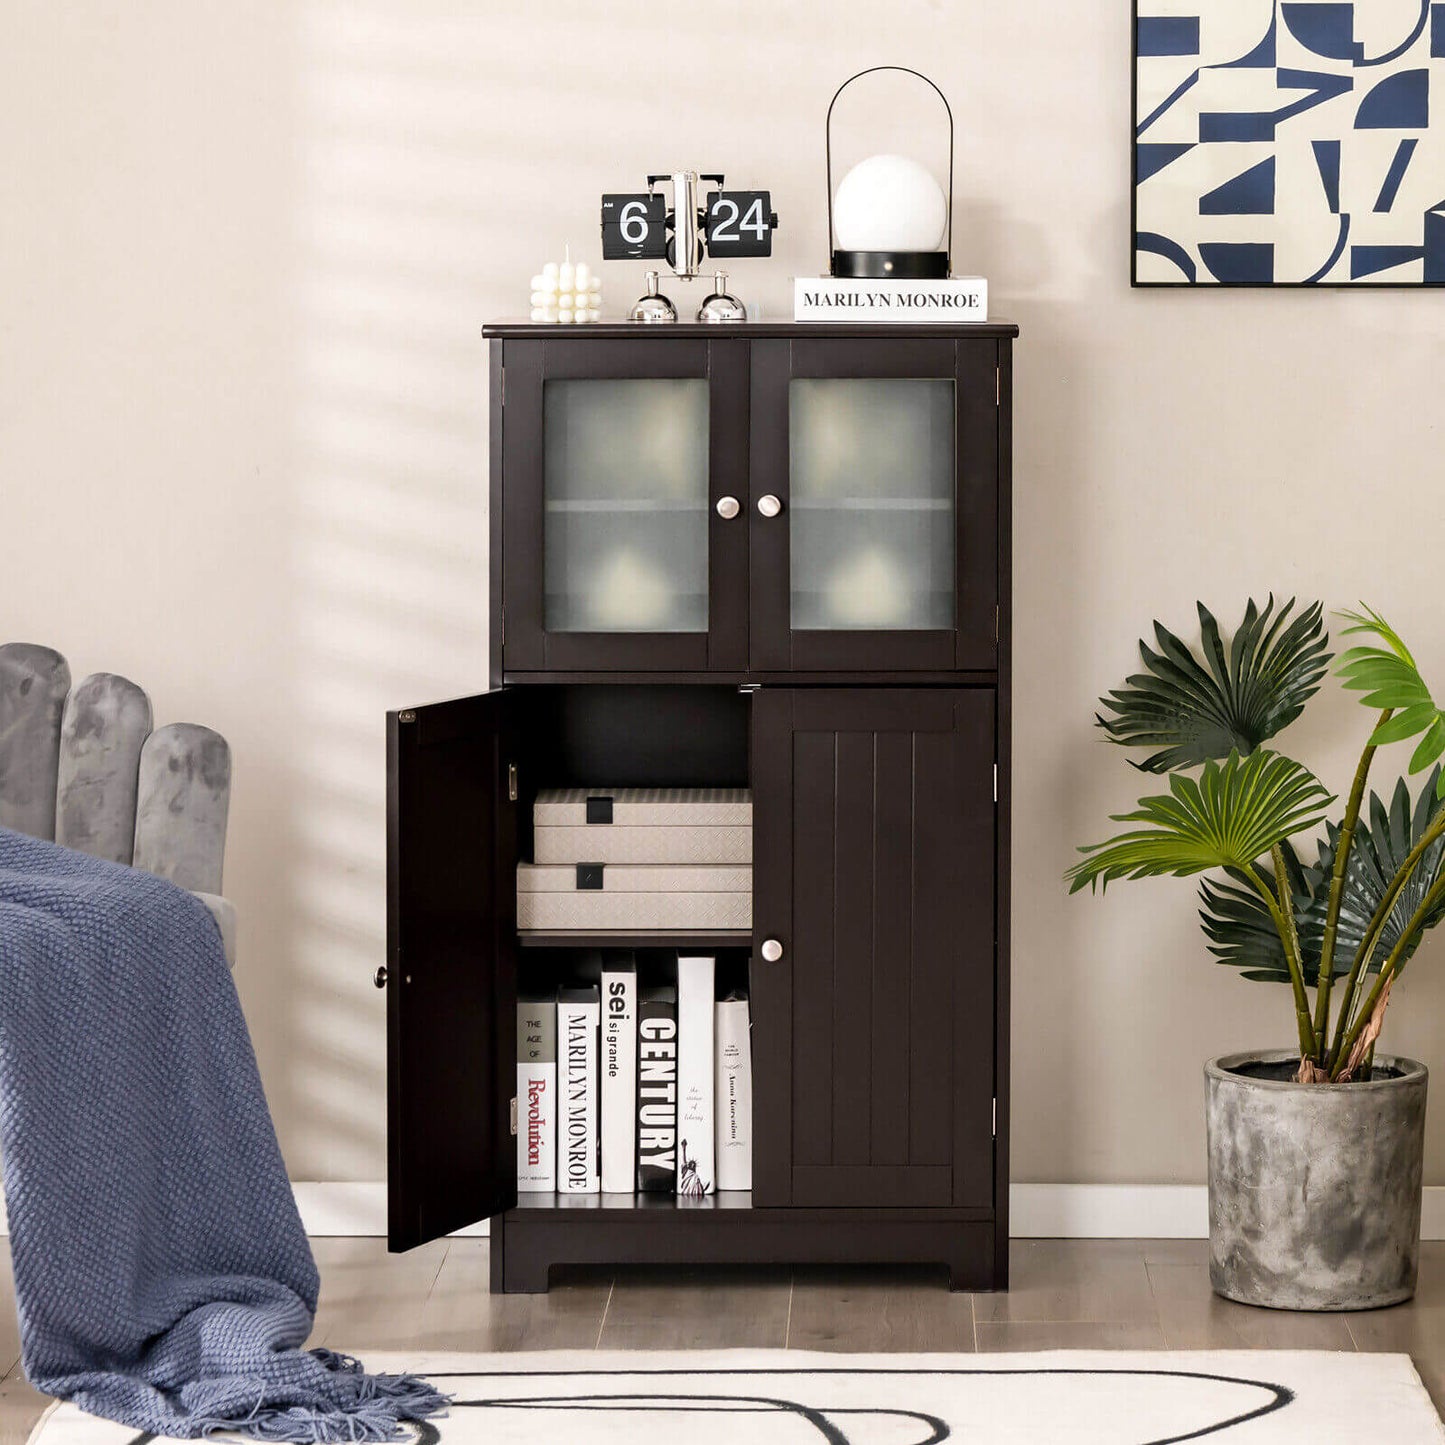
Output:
[6,1184,1441,1241]
[287,1183,1445,1241]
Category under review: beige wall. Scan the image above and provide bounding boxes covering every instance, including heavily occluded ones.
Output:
[3,1,1444,1187]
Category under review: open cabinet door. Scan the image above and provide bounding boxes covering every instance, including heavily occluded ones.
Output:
[386,689,517,1249]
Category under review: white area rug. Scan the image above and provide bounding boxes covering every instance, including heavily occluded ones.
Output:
[26,1350,1445,1444]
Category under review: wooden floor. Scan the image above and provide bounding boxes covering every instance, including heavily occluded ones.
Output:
[4,1237,1445,1439]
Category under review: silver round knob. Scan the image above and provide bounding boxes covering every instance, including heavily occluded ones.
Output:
[757,494,783,519]
[760,938,783,963]
[716,495,740,520]
[373,965,389,990]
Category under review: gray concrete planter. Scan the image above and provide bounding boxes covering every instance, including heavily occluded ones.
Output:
[1206,1051,1427,1311]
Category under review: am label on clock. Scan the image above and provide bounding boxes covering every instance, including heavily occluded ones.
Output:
[600,193,667,260]
[704,191,776,257]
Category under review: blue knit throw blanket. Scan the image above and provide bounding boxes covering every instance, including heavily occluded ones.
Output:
[0,827,448,1440]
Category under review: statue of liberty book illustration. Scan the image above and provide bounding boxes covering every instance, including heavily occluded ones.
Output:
[1134,1,1445,285]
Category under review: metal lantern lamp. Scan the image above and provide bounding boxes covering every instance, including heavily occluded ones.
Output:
[827,66,954,279]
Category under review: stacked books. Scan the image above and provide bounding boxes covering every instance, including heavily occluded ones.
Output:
[515,951,753,1197]
[516,788,752,932]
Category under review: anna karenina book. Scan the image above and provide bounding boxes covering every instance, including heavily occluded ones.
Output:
[715,990,753,1190]
[636,984,678,1192]
[557,986,600,1193]
[515,992,557,1192]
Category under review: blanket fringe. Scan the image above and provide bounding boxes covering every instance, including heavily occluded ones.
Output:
[191,1354,449,1442]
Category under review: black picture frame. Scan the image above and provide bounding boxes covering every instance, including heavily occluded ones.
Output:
[1130,1,1445,289]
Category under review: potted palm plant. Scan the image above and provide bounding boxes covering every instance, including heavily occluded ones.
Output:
[1070,598,1445,1310]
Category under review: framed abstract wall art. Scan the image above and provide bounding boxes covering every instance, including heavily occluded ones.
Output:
[1133,1,1445,285]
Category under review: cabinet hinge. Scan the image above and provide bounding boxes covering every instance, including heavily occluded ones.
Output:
[995,367,1001,407]
[993,764,998,804]
[510,1096,518,1136]
[507,761,519,802]
[994,605,999,642]
[500,607,505,645]
[992,1098,997,1137]
[500,368,505,406]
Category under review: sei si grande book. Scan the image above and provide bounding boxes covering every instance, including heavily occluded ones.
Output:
[676,954,716,1197]
[557,985,600,1193]
[515,992,557,1193]
[599,953,637,1193]
[793,276,988,323]
[636,984,677,1192]
[715,991,753,1191]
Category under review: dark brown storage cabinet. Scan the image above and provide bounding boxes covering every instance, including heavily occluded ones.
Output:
[384,321,1016,1293]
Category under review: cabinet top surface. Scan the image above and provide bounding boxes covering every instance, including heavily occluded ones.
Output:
[483,319,1020,340]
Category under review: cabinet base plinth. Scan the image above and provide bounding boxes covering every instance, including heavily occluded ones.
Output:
[489,1203,1000,1295]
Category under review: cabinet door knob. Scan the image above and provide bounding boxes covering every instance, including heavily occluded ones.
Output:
[760,938,783,963]
[715,495,741,520]
[373,965,389,990]
[756,494,783,519]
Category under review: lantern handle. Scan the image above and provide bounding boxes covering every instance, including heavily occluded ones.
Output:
[825,66,954,268]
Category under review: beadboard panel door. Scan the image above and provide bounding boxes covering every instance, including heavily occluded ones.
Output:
[751,688,996,1210]
[386,690,519,1249]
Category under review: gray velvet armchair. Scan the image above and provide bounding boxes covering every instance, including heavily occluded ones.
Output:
[0,643,236,966]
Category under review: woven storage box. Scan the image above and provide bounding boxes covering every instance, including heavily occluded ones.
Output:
[532,787,752,866]
[516,863,752,931]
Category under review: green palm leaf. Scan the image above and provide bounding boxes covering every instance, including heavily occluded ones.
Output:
[1336,606,1445,798]
[1067,750,1334,895]
[1096,597,1331,773]
[1197,766,1445,984]
[1199,841,1329,985]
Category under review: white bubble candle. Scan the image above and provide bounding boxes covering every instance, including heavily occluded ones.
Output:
[528,252,602,324]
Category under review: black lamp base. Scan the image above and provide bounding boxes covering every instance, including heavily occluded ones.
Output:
[830,250,950,279]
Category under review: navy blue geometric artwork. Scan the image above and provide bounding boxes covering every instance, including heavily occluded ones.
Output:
[1135,1,1445,285]
[1312,139,1342,211]
[1355,69,1429,127]
[1201,158,1277,214]
[1281,3,1364,61]
[1138,16,1202,55]
[1375,139,1419,211]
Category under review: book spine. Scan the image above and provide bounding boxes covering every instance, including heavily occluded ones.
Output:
[516,998,557,1192]
[558,994,599,1193]
[600,963,637,1193]
[636,993,677,1192]
[676,955,715,1197]
[715,995,753,1191]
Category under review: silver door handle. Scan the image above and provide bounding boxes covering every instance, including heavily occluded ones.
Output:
[760,938,783,962]
[756,494,783,518]
[716,495,741,520]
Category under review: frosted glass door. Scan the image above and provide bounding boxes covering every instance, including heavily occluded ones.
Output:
[544,379,710,633]
[789,379,955,631]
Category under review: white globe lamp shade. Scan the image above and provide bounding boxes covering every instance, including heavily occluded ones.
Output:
[833,154,948,254]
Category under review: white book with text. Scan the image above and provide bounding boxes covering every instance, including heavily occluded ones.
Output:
[715,992,753,1190]
[557,986,600,1193]
[600,955,638,1193]
[676,954,716,1197]
[516,994,557,1192]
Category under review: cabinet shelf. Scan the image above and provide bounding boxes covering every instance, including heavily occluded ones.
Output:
[517,928,752,949]
[545,499,706,514]
[512,1190,754,1213]
[791,497,951,512]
